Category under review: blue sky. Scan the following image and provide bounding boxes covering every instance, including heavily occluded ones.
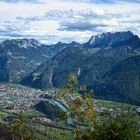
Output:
[0,0,140,44]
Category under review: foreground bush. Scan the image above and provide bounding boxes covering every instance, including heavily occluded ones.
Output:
[95,111,138,140]
[5,113,36,140]
[55,73,139,140]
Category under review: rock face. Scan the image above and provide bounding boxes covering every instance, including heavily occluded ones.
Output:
[0,39,81,82]
[84,31,138,48]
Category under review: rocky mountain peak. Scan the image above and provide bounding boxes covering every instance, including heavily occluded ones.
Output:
[86,31,136,48]
[1,38,42,49]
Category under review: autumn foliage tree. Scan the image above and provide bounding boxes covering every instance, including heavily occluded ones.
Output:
[54,73,139,140]
[54,73,97,140]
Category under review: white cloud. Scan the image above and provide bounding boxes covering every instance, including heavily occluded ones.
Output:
[0,0,140,44]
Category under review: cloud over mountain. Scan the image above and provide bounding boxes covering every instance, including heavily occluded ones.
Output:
[0,0,139,44]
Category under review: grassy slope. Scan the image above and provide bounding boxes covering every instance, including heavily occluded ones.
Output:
[94,99,137,109]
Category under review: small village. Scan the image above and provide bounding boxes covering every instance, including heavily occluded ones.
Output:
[0,83,140,116]
[0,83,52,110]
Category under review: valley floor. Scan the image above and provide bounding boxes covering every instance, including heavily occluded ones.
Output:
[0,83,140,140]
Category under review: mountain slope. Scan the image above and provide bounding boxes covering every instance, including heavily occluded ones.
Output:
[0,39,81,82]
[21,31,140,90]
[0,46,8,82]
[94,55,140,105]
[21,45,117,89]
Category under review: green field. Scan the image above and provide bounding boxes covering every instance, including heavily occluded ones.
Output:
[95,98,137,109]
[0,98,140,140]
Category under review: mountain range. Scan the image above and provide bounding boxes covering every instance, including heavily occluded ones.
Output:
[0,38,80,82]
[0,31,140,105]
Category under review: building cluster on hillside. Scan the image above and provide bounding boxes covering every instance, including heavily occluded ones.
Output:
[0,83,140,118]
[0,84,52,110]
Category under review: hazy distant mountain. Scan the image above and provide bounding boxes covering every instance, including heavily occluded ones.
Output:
[0,39,81,82]
[21,31,140,94]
